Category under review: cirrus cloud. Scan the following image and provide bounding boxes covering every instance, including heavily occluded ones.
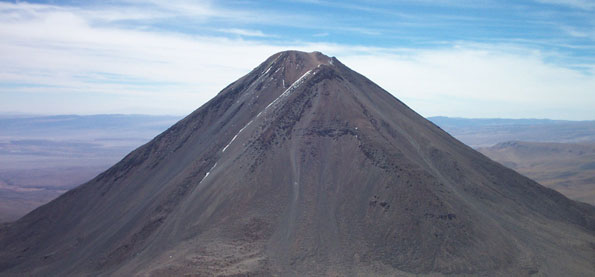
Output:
[0,1,594,120]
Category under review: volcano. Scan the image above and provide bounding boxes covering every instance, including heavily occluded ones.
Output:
[1,51,594,276]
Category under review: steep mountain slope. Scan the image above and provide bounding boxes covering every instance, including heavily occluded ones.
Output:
[1,51,594,276]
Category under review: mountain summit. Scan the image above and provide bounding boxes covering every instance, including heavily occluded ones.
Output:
[1,51,594,276]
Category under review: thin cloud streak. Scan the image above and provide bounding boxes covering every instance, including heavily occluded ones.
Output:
[217,28,273,37]
[535,0,595,10]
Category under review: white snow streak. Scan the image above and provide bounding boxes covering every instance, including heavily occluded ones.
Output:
[239,119,254,133]
[217,69,313,182]
[199,162,218,184]
[221,134,239,153]
[264,70,312,112]
[222,119,254,153]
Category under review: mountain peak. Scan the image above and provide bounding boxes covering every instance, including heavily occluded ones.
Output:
[1,51,594,276]
[256,50,339,83]
[269,50,335,67]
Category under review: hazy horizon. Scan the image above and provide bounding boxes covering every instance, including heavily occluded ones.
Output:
[1,112,594,122]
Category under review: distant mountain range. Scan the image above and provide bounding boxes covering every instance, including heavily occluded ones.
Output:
[0,114,180,223]
[429,116,595,147]
[0,114,182,140]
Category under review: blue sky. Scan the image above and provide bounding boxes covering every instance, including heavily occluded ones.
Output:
[0,0,594,119]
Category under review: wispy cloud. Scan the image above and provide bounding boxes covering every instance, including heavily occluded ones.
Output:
[217,28,272,37]
[0,1,594,119]
[561,26,590,38]
[535,0,595,10]
[313,32,329,37]
[120,0,216,17]
[556,24,595,42]
[342,45,595,119]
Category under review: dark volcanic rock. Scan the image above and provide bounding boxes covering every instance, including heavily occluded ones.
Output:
[0,51,594,276]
